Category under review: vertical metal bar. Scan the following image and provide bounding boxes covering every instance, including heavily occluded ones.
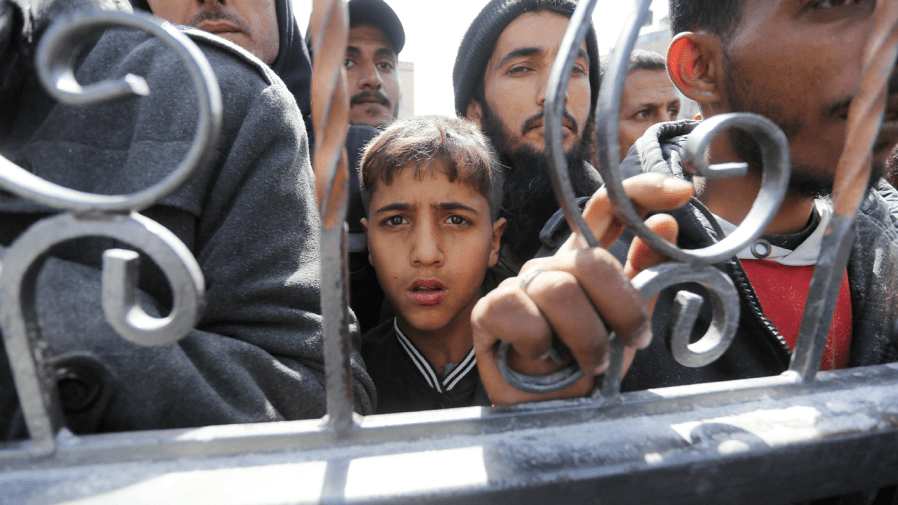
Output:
[309,0,355,436]
[791,0,898,379]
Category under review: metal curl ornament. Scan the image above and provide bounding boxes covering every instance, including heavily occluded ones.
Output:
[496,0,788,396]
[0,9,223,214]
[0,10,219,455]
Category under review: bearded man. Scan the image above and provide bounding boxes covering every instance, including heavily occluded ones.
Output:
[453,0,603,281]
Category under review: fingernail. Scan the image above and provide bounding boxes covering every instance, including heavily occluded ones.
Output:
[594,356,610,375]
[634,321,653,349]
[539,347,565,366]
[663,177,693,191]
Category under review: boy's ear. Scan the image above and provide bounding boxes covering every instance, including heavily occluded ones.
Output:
[360,217,373,266]
[667,32,724,104]
[466,100,484,129]
[488,217,506,268]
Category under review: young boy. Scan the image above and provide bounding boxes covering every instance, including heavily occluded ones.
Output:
[359,116,506,414]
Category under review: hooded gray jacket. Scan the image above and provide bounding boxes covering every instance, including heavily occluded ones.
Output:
[0,0,374,437]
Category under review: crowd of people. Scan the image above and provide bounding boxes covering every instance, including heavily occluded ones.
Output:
[1,2,897,487]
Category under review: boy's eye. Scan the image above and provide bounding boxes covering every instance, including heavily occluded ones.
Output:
[383,215,407,226]
[446,215,469,226]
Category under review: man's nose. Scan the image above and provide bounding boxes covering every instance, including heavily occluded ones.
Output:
[359,61,384,90]
[536,74,567,107]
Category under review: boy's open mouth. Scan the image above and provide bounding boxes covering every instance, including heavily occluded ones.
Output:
[408,280,447,306]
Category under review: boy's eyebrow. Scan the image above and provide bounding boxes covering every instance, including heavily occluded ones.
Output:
[435,201,481,214]
[372,202,411,214]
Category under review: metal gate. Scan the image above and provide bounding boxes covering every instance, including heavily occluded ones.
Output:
[1,0,897,503]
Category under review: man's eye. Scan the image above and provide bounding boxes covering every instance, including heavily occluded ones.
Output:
[669,108,680,119]
[571,65,587,76]
[507,65,531,75]
[384,216,406,226]
[377,61,394,71]
[344,58,355,69]
[634,109,650,119]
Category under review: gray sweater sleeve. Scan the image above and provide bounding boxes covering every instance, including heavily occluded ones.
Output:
[1,23,374,435]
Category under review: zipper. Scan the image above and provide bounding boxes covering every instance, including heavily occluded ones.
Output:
[727,257,794,366]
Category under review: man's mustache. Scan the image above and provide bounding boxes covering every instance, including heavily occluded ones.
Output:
[350,90,391,108]
[521,111,579,137]
[187,8,250,34]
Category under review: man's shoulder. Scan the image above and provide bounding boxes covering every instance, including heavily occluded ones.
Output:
[178,27,278,88]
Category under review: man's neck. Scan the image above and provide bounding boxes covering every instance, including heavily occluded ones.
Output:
[692,132,817,235]
[396,305,476,375]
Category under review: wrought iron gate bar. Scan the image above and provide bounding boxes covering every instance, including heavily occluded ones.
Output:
[1,1,897,503]
[790,0,898,380]
[2,363,897,503]
[0,9,218,458]
[309,0,356,437]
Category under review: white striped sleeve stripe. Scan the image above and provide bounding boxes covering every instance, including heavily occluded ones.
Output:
[394,320,442,393]
[443,349,477,391]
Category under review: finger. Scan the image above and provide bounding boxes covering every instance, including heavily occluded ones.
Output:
[577,173,694,250]
[624,213,679,279]
[522,270,609,375]
[471,279,553,361]
[568,247,653,350]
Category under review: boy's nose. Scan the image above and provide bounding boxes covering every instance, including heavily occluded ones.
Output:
[410,224,444,266]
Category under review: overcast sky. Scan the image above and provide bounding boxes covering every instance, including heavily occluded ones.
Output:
[293,0,670,116]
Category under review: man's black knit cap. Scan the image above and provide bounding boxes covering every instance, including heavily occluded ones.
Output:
[452,0,601,119]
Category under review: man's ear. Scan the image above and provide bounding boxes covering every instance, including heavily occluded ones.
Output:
[667,32,724,104]
[466,100,484,129]
[488,217,506,268]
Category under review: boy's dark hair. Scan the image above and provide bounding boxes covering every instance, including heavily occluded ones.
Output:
[360,115,505,221]
[669,0,742,40]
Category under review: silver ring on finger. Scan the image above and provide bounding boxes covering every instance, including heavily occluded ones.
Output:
[519,267,547,291]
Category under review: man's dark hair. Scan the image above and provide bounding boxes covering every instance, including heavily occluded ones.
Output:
[668,0,742,39]
[360,115,505,221]
[627,49,666,74]
[453,0,601,120]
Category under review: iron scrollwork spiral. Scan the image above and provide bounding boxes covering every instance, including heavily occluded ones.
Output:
[496,0,792,397]
[0,10,221,455]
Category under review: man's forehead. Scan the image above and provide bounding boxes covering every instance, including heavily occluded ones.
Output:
[489,11,585,64]
[348,23,396,53]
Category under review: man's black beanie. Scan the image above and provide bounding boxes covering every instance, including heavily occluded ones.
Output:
[452,0,601,119]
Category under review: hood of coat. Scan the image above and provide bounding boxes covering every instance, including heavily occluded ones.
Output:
[129,0,311,121]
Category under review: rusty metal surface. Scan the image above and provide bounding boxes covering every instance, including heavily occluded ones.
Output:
[308,0,356,437]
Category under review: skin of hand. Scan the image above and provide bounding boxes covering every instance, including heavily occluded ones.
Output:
[471,173,695,405]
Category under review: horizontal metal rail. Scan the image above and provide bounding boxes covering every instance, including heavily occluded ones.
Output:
[1,1,897,503]
[2,363,897,504]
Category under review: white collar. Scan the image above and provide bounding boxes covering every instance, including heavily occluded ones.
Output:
[394,319,477,393]
[715,199,832,266]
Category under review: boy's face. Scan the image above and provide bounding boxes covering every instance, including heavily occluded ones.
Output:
[362,162,505,334]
